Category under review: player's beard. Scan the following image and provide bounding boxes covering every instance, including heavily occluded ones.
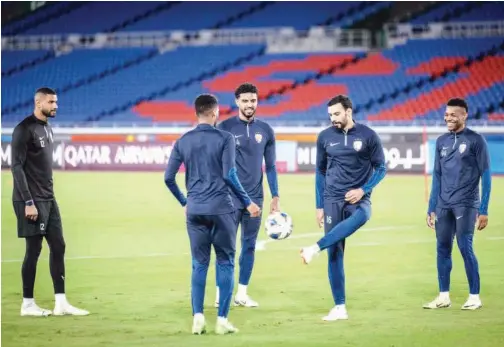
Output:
[332,117,347,129]
[241,107,256,119]
[42,109,56,118]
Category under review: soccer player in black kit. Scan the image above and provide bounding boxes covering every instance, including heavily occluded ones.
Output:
[11,87,89,317]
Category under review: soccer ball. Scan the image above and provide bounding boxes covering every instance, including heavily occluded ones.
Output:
[264,212,293,240]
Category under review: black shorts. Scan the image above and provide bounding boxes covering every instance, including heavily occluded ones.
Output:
[13,200,63,238]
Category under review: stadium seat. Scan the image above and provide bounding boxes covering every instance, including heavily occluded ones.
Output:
[2,2,503,126]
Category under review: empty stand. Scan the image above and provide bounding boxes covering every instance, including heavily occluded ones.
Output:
[127,37,504,124]
[2,2,503,125]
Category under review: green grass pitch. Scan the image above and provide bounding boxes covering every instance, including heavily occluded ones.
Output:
[2,172,504,347]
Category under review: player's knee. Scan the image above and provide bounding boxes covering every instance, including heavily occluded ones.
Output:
[436,241,452,254]
[456,238,473,258]
[216,250,235,266]
[327,246,343,261]
[59,240,66,255]
[51,239,66,258]
[242,238,257,252]
[26,239,43,259]
[358,202,372,221]
[216,258,234,267]
[192,258,210,269]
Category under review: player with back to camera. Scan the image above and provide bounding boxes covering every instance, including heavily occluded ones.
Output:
[215,83,280,308]
[299,94,387,321]
[164,94,261,335]
[11,87,89,317]
[424,98,491,310]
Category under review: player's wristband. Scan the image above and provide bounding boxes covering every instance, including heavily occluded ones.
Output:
[25,200,34,206]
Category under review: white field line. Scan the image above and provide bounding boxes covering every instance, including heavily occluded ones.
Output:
[2,225,503,263]
[255,225,417,251]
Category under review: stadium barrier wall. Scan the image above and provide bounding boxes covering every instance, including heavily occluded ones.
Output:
[1,127,503,174]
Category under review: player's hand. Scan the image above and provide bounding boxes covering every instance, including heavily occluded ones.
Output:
[476,214,488,231]
[316,209,324,228]
[25,205,38,221]
[345,188,364,204]
[183,205,187,214]
[247,202,261,218]
[426,212,436,229]
[270,197,280,213]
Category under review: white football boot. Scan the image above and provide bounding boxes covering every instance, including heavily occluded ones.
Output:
[234,294,259,308]
[322,305,349,321]
[423,294,451,309]
[192,313,206,335]
[300,245,320,264]
[20,302,52,317]
[215,317,239,335]
[461,295,482,310]
[53,302,90,316]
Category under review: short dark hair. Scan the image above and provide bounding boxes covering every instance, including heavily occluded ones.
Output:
[35,87,56,95]
[194,94,218,117]
[447,98,468,112]
[327,94,352,110]
[235,83,258,99]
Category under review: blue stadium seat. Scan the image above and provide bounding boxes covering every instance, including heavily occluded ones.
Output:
[1,1,502,126]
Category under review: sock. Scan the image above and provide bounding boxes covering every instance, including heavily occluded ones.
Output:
[469,294,480,301]
[23,298,35,306]
[236,284,247,298]
[215,286,220,302]
[194,312,204,319]
[217,316,228,324]
[55,293,67,306]
[216,262,234,318]
[439,292,450,300]
[317,209,367,251]
[336,304,346,310]
[191,259,209,315]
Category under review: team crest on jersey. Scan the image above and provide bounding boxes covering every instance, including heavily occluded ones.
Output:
[440,146,448,158]
[353,139,362,151]
[459,142,467,154]
[255,133,263,143]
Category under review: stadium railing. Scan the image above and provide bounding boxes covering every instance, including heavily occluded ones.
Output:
[1,27,371,52]
[384,20,504,47]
